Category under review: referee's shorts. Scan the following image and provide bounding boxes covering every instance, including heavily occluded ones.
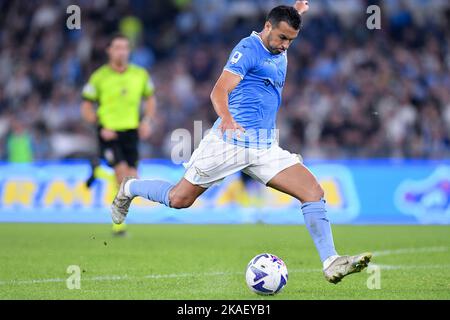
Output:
[98,127,139,168]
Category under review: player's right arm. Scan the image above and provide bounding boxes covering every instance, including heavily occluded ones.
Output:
[211,40,256,134]
[210,70,245,134]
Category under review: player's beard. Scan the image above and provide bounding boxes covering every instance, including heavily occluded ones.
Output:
[267,33,283,54]
[269,45,283,55]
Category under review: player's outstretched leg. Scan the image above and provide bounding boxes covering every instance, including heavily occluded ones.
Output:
[111,176,138,224]
[267,163,372,284]
[111,177,206,224]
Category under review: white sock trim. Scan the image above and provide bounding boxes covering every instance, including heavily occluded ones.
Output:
[323,254,340,270]
[124,179,136,198]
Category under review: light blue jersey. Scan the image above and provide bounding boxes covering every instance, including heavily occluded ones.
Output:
[212,31,288,149]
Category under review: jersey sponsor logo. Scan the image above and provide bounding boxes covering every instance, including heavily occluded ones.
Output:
[263,78,284,88]
[230,51,243,64]
[274,80,285,88]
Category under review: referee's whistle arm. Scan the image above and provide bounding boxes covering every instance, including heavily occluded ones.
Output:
[138,121,152,140]
[81,100,97,124]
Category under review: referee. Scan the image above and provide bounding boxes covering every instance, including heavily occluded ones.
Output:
[81,34,156,235]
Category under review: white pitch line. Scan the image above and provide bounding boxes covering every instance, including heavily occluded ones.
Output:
[144,271,235,279]
[0,264,443,287]
[1,264,448,287]
[375,264,450,271]
[0,272,238,286]
[0,246,447,287]
[0,269,325,286]
[0,278,67,285]
[372,246,448,257]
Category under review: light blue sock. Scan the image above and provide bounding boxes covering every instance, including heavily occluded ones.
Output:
[129,180,173,207]
[301,199,337,262]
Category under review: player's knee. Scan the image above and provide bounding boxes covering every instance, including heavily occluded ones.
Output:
[169,193,195,209]
[312,183,325,201]
[302,183,324,202]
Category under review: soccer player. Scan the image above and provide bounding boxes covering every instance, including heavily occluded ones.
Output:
[81,34,156,235]
[111,2,372,283]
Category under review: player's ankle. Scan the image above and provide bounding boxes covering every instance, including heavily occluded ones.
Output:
[124,178,137,198]
[323,255,340,270]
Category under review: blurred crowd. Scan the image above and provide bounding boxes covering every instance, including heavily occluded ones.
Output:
[0,0,449,162]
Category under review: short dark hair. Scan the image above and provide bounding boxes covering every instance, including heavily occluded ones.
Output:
[267,5,302,30]
[107,33,129,47]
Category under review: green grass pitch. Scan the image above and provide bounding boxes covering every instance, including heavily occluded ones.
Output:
[0,224,449,300]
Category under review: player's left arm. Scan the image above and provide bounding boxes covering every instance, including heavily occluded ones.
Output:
[139,72,156,140]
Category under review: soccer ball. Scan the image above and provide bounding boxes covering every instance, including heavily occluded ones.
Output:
[245,253,288,295]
